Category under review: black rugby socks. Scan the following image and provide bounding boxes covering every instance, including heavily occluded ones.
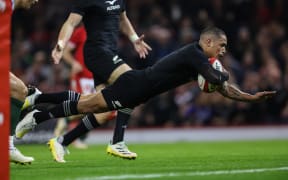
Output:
[35,90,80,104]
[34,101,79,124]
[112,108,132,144]
[59,113,100,146]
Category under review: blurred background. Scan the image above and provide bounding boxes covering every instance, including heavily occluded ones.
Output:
[11,0,288,132]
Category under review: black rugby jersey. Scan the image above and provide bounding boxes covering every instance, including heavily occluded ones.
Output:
[144,42,228,96]
[101,42,229,109]
[72,0,126,53]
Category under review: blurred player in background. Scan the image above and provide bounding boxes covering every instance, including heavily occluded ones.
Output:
[50,0,152,159]
[54,24,115,149]
[10,74,41,165]
[53,23,94,149]
[0,0,41,165]
[16,27,276,163]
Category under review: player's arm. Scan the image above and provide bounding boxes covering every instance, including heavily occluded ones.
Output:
[217,82,276,102]
[119,11,152,59]
[63,43,83,76]
[201,65,229,85]
[51,13,82,64]
[195,56,229,85]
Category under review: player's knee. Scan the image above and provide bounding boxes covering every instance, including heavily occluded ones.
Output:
[91,102,108,113]
[78,99,108,114]
[78,92,109,114]
[88,104,107,114]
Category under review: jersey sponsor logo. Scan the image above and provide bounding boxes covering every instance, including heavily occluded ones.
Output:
[107,5,120,11]
[0,0,6,12]
[111,100,123,109]
[105,0,117,5]
[112,55,123,64]
[105,0,120,11]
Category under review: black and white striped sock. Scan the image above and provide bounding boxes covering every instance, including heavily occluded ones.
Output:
[61,113,100,146]
[67,90,81,101]
[35,90,80,104]
[34,101,79,124]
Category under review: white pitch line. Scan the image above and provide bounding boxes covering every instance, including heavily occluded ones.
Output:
[74,166,288,180]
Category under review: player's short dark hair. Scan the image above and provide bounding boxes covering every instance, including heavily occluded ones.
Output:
[200,27,226,38]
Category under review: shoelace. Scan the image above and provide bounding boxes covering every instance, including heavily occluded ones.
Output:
[22,120,37,131]
[115,144,133,153]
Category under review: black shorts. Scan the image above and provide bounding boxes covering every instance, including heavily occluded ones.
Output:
[101,70,153,110]
[84,47,125,86]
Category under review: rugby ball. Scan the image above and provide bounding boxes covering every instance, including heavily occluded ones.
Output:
[198,58,223,93]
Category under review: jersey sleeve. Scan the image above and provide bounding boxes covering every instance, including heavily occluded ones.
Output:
[200,64,229,85]
[71,0,86,16]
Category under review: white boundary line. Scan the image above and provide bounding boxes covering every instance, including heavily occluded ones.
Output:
[74,166,288,180]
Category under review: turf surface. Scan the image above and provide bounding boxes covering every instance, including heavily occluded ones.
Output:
[11,140,288,180]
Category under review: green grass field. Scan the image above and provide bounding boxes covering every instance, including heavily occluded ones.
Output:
[11,140,288,180]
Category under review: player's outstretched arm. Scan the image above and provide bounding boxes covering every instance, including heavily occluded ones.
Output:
[63,44,83,76]
[51,13,82,64]
[217,82,276,102]
[119,11,152,59]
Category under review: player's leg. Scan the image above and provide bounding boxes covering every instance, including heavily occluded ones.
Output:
[15,90,108,139]
[21,75,81,111]
[83,50,137,159]
[23,90,80,108]
[70,78,89,149]
[10,72,28,101]
[21,71,144,162]
[47,71,142,162]
[9,72,34,164]
[47,93,111,162]
[47,91,132,162]
[105,64,137,159]
[15,69,141,141]
[54,77,91,149]
[48,113,101,162]
[15,90,82,138]
[54,116,90,149]
[54,117,69,137]
[54,115,83,138]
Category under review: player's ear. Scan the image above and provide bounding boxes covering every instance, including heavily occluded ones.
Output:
[206,39,212,47]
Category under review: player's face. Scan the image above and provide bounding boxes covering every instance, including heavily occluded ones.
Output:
[209,35,227,58]
[18,0,38,9]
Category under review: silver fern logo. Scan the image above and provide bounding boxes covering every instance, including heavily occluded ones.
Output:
[106,0,120,11]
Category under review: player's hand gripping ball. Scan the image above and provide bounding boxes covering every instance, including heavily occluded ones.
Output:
[198,58,224,93]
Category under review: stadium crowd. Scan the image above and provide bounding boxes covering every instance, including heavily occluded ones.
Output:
[11,0,288,128]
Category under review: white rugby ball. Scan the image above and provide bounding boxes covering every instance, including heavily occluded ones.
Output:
[198,58,223,93]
